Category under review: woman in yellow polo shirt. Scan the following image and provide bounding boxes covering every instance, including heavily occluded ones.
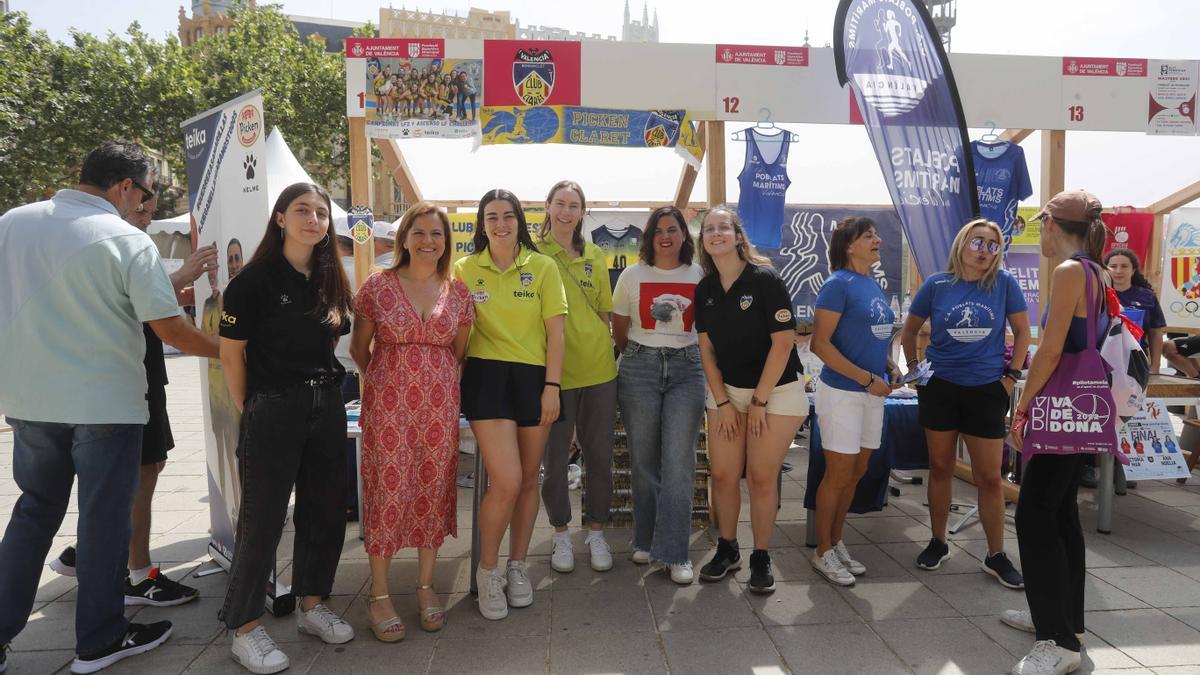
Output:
[536,180,618,575]
[454,189,567,621]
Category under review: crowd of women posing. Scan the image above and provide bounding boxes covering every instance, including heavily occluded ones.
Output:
[214,180,1113,675]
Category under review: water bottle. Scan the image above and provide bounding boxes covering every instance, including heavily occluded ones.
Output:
[890,294,902,323]
[901,292,912,319]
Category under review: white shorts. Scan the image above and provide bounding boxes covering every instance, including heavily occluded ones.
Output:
[814,380,885,454]
[705,380,808,417]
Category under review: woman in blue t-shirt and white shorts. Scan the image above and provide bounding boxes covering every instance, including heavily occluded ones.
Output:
[899,218,1031,589]
[810,216,898,587]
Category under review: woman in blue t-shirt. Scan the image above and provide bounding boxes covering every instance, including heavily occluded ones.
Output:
[899,219,1031,589]
[810,216,899,587]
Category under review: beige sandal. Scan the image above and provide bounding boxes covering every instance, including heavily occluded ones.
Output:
[416,584,445,632]
[367,593,405,642]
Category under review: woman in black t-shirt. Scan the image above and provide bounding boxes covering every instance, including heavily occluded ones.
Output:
[693,206,806,595]
[217,183,356,673]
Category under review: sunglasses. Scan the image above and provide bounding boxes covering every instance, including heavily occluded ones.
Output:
[130,179,157,204]
[968,236,1001,255]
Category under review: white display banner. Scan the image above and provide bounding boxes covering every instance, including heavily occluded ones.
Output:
[1147,59,1199,136]
[1118,399,1192,481]
[181,90,270,562]
[1160,208,1200,330]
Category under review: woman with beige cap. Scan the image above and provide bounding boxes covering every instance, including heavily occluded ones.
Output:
[1004,189,1116,675]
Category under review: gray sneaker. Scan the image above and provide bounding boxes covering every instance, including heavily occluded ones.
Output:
[505,560,534,608]
[476,566,508,620]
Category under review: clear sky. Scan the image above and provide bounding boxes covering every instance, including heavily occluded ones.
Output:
[15,0,1200,209]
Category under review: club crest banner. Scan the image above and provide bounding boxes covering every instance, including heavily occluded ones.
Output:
[483,40,581,107]
[479,106,703,166]
[835,0,978,278]
[1161,207,1200,328]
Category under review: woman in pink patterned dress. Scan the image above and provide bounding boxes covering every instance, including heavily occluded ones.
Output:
[350,202,474,641]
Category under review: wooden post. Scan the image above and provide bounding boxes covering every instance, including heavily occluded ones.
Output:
[674,123,706,210]
[1146,212,1164,300]
[1038,129,1065,307]
[704,121,726,207]
[348,118,375,288]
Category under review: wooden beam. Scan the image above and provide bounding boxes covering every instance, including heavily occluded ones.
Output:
[348,118,375,289]
[1038,129,1065,307]
[674,123,706,210]
[373,138,424,205]
[1148,179,1200,215]
[1146,212,1164,302]
[999,128,1033,144]
[704,120,726,207]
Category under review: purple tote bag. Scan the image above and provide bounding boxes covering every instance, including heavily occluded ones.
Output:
[1023,259,1125,463]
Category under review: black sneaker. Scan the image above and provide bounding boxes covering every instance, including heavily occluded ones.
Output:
[49,546,76,577]
[747,550,775,594]
[981,552,1025,589]
[70,621,172,674]
[699,538,741,582]
[124,568,199,607]
[915,538,950,570]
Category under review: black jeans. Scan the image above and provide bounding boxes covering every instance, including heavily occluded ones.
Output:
[1016,453,1086,652]
[218,382,347,629]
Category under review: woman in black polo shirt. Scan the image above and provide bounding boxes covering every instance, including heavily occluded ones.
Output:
[218,183,356,674]
[694,206,806,594]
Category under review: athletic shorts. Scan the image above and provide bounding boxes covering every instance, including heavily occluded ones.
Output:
[142,384,174,466]
[705,380,808,417]
[461,357,561,427]
[917,375,1010,440]
[814,380,884,454]
[1173,335,1200,358]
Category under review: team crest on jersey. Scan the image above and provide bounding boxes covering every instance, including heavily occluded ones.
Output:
[739,294,753,310]
[520,271,534,287]
[583,263,593,277]
[471,290,490,304]
[513,48,555,106]
[643,110,682,147]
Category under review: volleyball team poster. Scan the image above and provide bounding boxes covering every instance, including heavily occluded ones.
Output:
[1161,208,1200,329]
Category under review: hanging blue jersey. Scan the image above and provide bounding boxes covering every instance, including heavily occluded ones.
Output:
[590,224,643,289]
[972,141,1033,250]
[737,129,792,249]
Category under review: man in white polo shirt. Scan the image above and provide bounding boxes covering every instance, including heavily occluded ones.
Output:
[0,141,218,674]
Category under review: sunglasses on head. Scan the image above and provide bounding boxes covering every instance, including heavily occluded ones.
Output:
[968,236,1001,255]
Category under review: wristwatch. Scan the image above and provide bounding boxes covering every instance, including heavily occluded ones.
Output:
[1003,368,1023,382]
[750,396,769,407]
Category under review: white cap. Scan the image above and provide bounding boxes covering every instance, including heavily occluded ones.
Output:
[373,221,397,240]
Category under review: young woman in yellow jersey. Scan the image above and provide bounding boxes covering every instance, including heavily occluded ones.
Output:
[453,189,567,620]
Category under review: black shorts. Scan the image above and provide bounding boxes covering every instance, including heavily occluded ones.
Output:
[142,385,174,466]
[1173,335,1200,358]
[917,376,1010,440]
[460,358,560,427]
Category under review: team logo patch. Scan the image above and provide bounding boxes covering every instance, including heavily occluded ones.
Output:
[739,295,753,310]
[237,104,262,147]
[513,48,555,106]
[471,290,490,304]
[775,309,792,322]
[643,110,682,147]
[583,262,593,277]
[520,271,534,287]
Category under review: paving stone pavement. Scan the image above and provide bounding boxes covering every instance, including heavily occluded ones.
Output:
[3,356,1200,674]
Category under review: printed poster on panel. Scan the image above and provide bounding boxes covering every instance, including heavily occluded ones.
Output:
[1118,399,1192,481]
[1006,251,1041,339]
[1147,59,1198,136]
[1160,208,1200,329]
[483,40,581,107]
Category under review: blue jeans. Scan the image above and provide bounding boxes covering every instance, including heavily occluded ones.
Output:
[617,342,706,564]
[0,419,141,654]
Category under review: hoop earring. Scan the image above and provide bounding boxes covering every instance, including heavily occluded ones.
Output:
[318,233,330,248]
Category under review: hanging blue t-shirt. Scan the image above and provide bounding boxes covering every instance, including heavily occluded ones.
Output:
[737,129,792,249]
[816,269,895,391]
[909,270,1027,386]
[972,141,1033,250]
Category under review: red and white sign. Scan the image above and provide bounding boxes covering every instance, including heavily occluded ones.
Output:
[345,38,443,60]
[715,44,808,67]
[1062,57,1147,78]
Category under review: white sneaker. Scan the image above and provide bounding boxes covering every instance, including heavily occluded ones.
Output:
[476,566,508,620]
[551,531,575,573]
[1012,640,1081,675]
[1001,609,1085,640]
[231,626,289,674]
[812,549,856,587]
[834,540,866,576]
[297,603,354,644]
[505,560,534,608]
[586,531,613,572]
[631,549,651,565]
[667,561,694,585]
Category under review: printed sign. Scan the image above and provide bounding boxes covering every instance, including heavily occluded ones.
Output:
[715,44,809,67]
[1148,59,1198,136]
[1118,399,1192,480]
[1160,208,1200,329]
[1062,57,1148,78]
[1011,206,1041,246]
[483,40,581,107]
[1007,251,1041,338]
[1101,211,1154,264]
[346,38,482,139]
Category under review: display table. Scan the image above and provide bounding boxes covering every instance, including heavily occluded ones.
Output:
[802,395,928,546]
